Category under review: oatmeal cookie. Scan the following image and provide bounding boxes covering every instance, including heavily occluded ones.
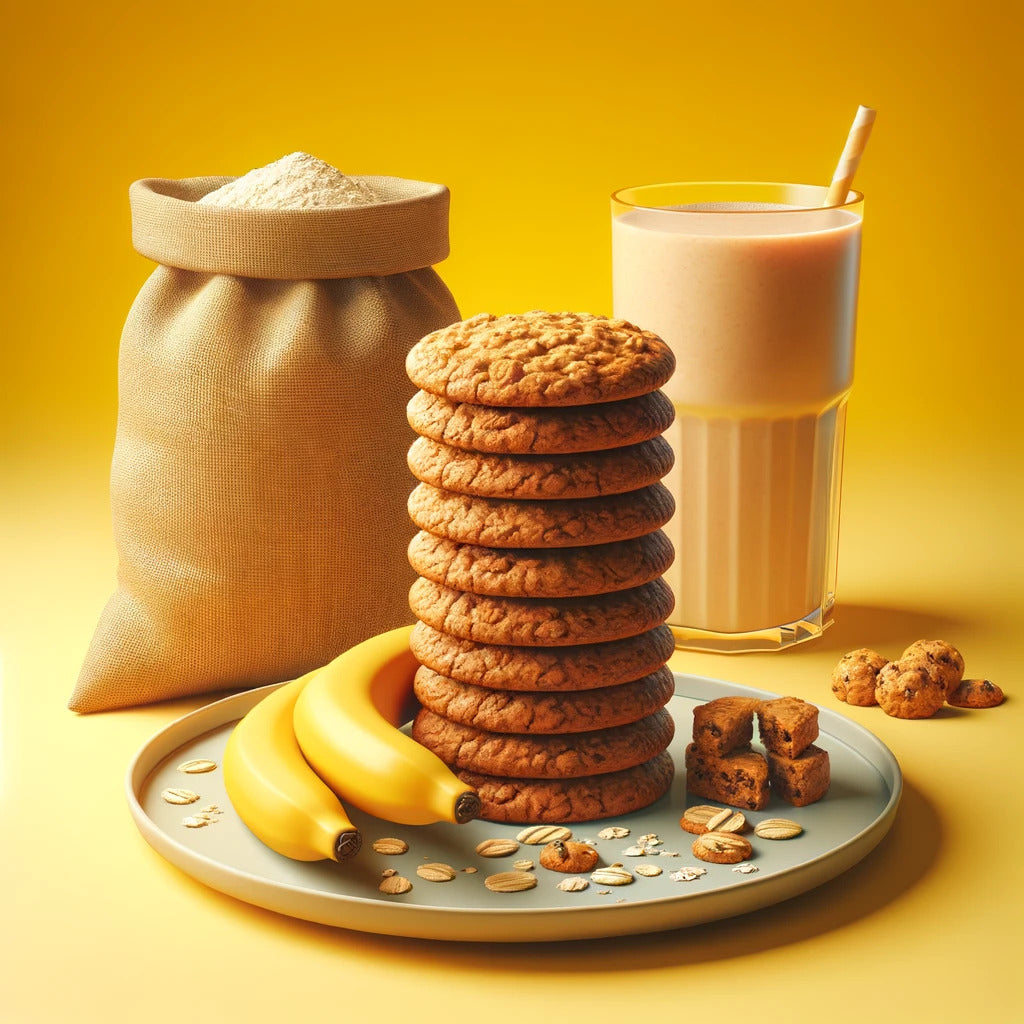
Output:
[408,576,674,647]
[457,750,675,823]
[409,622,675,691]
[539,840,600,873]
[874,660,947,719]
[413,664,675,734]
[411,706,674,779]
[831,648,888,706]
[406,530,674,599]
[406,311,675,407]
[407,481,674,548]
[406,388,675,455]
[407,434,673,500]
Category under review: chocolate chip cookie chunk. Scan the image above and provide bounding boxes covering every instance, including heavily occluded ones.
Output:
[409,622,675,691]
[406,311,675,408]
[831,648,888,706]
[406,389,675,455]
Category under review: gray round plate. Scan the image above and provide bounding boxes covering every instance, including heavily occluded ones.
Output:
[126,674,900,942]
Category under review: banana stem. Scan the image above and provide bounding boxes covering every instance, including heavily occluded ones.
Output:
[333,829,363,862]
[454,791,482,824]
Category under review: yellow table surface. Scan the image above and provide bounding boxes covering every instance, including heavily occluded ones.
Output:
[3,0,1023,1020]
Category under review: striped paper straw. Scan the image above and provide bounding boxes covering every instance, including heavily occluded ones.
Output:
[824,105,877,206]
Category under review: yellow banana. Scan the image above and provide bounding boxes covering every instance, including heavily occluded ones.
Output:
[292,625,480,826]
[223,673,362,863]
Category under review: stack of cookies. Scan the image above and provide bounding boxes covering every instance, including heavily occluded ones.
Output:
[403,311,679,823]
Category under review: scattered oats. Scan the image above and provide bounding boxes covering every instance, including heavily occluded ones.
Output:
[639,833,663,847]
[516,825,572,845]
[669,867,708,882]
[200,805,223,814]
[732,864,760,874]
[597,826,631,840]
[161,788,200,805]
[659,850,681,857]
[416,862,457,882]
[557,876,589,892]
[177,759,217,774]
[484,870,537,893]
[634,863,663,877]
[590,865,633,886]
[706,809,747,834]
[462,866,478,874]
[182,816,211,828]
[513,859,535,871]
[378,874,413,895]
[622,845,649,857]
[381,868,397,878]
[475,838,520,857]
[372,837,409,855]
[597,890,611,895]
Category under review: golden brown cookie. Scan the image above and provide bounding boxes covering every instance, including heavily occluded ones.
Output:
[406,389,675,455]
[831,648,888,706]
[539,840,600,873]
[900,639,965,696]
[406,311,675,408]
[407,530,674,599]
[456,750,675,823]
[691,831,753,864]
[413,664,675,733]
[756,697,820,759]
[411,706,674,779]
[946,678,1004,709]
[409,622,675,691]
[407,481,674,548]
[408,577,674,647]
[406,434,673,500]
[766,745,831,806]
[874,661,947,719]
[684,743,770,811]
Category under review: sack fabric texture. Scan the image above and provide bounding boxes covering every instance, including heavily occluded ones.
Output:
[71,175,459,712]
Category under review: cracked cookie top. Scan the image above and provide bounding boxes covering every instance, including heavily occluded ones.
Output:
[406,311,675,407]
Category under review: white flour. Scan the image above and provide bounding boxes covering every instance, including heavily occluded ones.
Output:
[198,152,379,209]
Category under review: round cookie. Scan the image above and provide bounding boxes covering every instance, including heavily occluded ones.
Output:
[411,707,674,778]
[409,577,675,647]
[406,388,675,455]
[413,664,675,733]
[874,661,947,719]
[409,622,675,691]
[691,831,753,865]
[406,434,673,500]
[539,840,599,873]
[407,530,674,599]
[946,678,1004,709]
[831,648,888,706]
[406,311,675,408]
[900,639,965,696]
[456,750,675,823]
[407,481,674,548]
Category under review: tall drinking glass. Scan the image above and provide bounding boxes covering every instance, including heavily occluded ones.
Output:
[611,182,864,652]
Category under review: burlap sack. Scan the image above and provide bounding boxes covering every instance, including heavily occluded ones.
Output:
[71,174,459,712]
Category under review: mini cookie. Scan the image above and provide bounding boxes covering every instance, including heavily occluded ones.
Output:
[457,749,675,823]
[831,648,888,706]
[409,622,675,691]
[407,481,674,548]
[900,639,965,696]
[408,577,675,647]
[874,661,947,719]
[947,678,1004,709]
[411,706,674,779]
[406,389,675,455]
[539,840,600,873]
[691,696,760,756]
[413,664,675,734]
[756,697,819,759]
[691,831,753,865]
[407,530,674,599]
[406,311,675,408]
[407,435,674,500]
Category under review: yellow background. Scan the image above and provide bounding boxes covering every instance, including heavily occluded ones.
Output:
[2,1,1022,1022]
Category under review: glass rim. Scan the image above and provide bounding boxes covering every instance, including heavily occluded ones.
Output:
[610,181,864,213]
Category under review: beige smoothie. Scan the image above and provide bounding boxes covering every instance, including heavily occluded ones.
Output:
[611,184,862,648]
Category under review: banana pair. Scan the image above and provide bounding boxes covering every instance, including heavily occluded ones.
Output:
[222,625,480,863]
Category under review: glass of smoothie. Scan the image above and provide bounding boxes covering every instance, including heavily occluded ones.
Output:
[611,182,864,652]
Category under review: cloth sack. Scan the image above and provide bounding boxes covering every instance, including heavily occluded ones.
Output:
[71,174,459,712]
